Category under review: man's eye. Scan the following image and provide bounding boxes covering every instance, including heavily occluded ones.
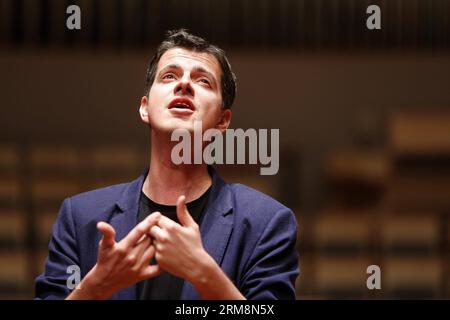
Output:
[162,74,175,80]
[199,79,211,86]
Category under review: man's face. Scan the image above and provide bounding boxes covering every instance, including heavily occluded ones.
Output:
[140,48,231,134]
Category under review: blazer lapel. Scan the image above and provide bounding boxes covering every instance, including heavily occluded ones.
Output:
[110,171,147,300]
[103,167,234,300]
[180,167,234,300]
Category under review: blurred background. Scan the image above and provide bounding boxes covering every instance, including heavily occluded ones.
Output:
[0,0,450,299]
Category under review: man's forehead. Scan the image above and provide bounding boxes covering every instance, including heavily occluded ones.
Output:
[157,48,221,75]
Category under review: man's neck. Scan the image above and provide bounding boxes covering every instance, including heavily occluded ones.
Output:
[142,132,212,205]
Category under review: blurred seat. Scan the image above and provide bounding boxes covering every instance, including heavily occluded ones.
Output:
[0,145,19,171]
[36,249,50,276]
[87,145,144,188]
[384,256,443,298]
[30,145,81,208]
[295,211,311,250]
[215,164,280,199]
[326,149,390,187]
[0,177,21,208]
[311,209,373,254]
[386,175,450,211]
[90,145,142,170]
[31,178,80,208]
[0,145,29,298]
[314,256,371,298]
[387,110,450,211]
[30,145,79,175]
[295,253,314,298]
[380,214,440,255]
[0,251,29,296]
[325,149,390,206]
[0,210,26,249]
[35,209,58,248]
[0,145,21,208]
[389,110,450,156]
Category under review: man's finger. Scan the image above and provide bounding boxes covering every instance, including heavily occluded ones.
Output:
[138,243,157,268]
[142,263,160,279]
[157,215,180,231]
[149,225,167,242]
[97,222,116,249]
[122,211,161,247]
[135,232,151,246]
[134,235,152,262]
[176,195,195,227]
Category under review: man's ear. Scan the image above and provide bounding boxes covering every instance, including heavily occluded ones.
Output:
[139,96,150,124]
[216,108,232,133]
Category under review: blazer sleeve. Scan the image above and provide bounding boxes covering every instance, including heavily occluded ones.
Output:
[239,208,300,300]
[35,197,80,299]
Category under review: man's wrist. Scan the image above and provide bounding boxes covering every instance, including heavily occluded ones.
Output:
[190,251,227,299]
[188,250,245,300]
[190,251,218,289]
[67,266,112,300]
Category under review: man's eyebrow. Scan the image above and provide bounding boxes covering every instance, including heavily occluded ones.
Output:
[158,64,182,76]
[192,66,217,83]
[157,64,218,84]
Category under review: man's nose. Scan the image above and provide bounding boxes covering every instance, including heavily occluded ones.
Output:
[174,77,194,97]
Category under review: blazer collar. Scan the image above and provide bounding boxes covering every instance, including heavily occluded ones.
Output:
[110,171,146,300]
[115,165,233,216]
[112,166,234,300]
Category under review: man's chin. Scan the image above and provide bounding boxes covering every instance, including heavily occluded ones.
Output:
[152,121,194,135]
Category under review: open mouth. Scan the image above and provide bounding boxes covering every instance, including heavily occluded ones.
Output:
[168,98,195,112]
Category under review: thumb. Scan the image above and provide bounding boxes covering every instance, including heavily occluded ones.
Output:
[176,195,195,227]
[97,221,116,248]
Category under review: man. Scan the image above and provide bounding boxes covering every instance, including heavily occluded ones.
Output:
[35,29,299,300]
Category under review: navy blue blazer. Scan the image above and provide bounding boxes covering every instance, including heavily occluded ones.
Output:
[35,167,299,299]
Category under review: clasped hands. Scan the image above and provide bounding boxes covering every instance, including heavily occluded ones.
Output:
[76,195,213,299]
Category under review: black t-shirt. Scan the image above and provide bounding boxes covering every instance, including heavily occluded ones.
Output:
[137,187,211,300]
